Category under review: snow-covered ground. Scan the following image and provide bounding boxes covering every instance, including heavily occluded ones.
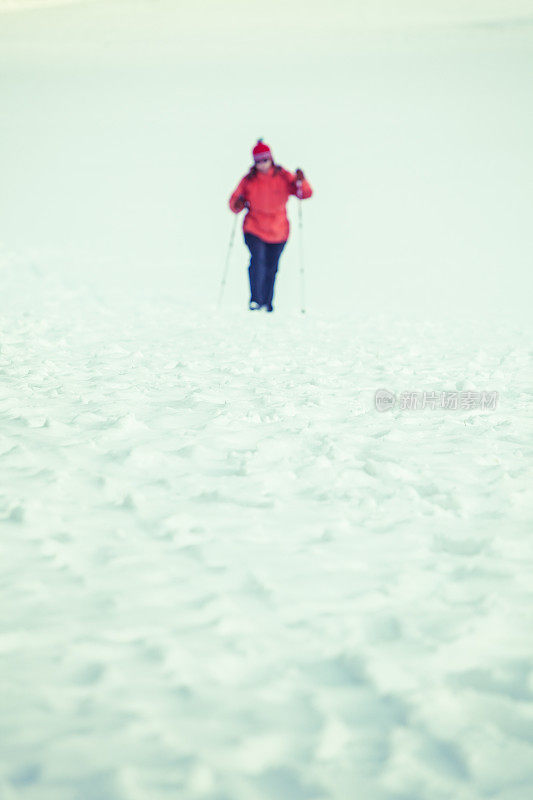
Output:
[1,1,533,798]
[1,264,532,800]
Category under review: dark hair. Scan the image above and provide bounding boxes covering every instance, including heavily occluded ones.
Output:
[246,162,281,181]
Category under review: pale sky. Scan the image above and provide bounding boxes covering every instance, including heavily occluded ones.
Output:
[2,0,532,314]
[2,0,533,29]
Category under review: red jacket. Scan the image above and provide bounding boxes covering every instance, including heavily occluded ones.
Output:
[229,165,313,243]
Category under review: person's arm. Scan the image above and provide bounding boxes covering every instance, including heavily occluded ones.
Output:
[229,178,249,213]
[280,167,312,199]
[290,168,313,200]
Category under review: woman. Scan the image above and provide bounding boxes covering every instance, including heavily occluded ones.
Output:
[229,139,313,312]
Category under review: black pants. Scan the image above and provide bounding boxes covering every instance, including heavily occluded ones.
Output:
[244,233,286,311]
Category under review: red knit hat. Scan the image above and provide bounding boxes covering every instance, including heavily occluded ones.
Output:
[252,139,272,163]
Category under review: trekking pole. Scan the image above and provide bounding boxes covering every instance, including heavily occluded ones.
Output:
[217,214,238,308]
[297,198,306,314]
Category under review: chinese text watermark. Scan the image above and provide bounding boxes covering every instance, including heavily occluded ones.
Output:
[374,389,499,412]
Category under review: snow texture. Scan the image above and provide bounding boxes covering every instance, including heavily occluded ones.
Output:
[1,264,532,800]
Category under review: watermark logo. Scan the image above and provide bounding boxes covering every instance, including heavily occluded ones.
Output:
[374,388,397,412]
[374,389,499,412]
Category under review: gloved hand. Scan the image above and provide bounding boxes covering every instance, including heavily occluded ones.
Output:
[234,195,248,212]
[294,169,305,198]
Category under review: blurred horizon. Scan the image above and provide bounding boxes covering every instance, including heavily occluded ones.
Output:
[1,0,532,316]
[2,0,533,27]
